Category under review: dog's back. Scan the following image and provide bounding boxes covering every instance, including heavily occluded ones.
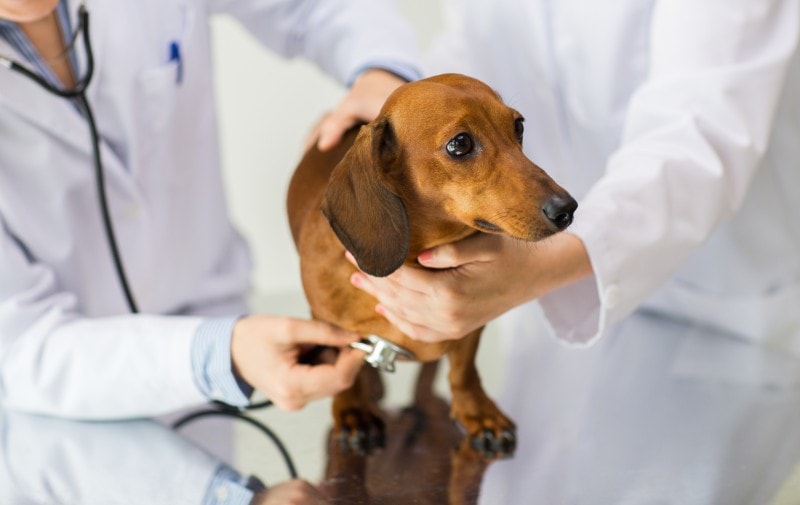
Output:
[287,127,358,246]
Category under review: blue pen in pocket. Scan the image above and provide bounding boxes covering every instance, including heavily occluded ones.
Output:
[169,41,183,84]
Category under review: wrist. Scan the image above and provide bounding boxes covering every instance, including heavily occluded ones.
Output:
[522,232,593,302]
[350,68,407,96]
[230,316,256,383]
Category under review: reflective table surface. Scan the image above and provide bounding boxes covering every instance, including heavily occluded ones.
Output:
[3,294,800,505]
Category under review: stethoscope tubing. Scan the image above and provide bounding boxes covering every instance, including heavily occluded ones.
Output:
[2,5,306,481]
[0,3,139,313]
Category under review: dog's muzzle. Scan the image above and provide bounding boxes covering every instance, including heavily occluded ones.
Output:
[349,334,415,373]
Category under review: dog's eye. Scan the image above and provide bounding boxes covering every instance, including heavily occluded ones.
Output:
[514,117,525,144]
[446,133,474,157]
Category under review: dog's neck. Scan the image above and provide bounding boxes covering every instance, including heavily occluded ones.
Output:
[405,209,477,262]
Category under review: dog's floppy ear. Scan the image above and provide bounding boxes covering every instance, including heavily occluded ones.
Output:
[321,117,409,277]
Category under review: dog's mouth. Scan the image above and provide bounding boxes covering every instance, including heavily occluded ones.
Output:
[474,219,503,233]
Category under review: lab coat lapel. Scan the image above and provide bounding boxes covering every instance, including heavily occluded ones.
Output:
[0,34,97,159]
[0,4,130,184]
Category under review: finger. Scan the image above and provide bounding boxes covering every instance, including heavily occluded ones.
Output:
[288,319,360,347]
[350,271,431,309]
[334,347,366,383]
[350,266,434,300]
[293,349,364,401]
[375,304,453,343]
[317,109,357,152]
[344,250,358,267]
[349,271,385,299]
[302,113,330,152]
[418,233,500,268]
[347,250,432,293]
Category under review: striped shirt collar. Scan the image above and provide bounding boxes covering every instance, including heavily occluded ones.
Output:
[0,1,79,89]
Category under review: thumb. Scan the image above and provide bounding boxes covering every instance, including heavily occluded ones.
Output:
[316,112,352,152]
[292,320,360,348]
[335,347,366,381]
[418,233,499,268]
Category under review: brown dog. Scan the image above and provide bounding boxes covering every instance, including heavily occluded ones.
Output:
[287,73,576,455]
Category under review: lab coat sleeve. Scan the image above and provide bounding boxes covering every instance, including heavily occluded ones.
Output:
[537,0,800,345]
[0,218,209,420]
[0,411,224,505]
[208,0,422,85]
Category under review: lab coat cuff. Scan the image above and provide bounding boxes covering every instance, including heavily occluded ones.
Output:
[346,61,423,87]
[539,207,636,346]
[538,274,605,347]
[202,464,261,505]
[536,224,622,346]
[191,317,252,408]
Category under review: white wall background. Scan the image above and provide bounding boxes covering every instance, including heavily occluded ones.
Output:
[210,1,443,301]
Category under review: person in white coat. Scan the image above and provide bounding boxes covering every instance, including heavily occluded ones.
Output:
[347,2,800,500]
[0,0,422,420]
[352,0,800,358]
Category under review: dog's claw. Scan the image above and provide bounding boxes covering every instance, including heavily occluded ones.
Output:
[467,426,516,460]
[490,429,516,459]
[335,408,385,456]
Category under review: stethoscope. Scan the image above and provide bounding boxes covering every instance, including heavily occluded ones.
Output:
[1,4,418,478]
[0,1,139,313]
[1,4,308,482]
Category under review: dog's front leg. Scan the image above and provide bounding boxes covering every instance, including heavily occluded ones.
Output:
[447,329,517,459]
[331,365,386,455]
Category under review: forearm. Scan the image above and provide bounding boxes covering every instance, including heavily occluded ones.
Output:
[214,0,421,86]
[539,0,799,345]
[523,232,593,303]
[1,313,208,419]
[0,411,223,505]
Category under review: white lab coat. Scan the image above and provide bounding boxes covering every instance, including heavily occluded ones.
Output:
[426,3,800,503]
[0,409,227,504]
[427,0,800,352]
[0,0,420,419]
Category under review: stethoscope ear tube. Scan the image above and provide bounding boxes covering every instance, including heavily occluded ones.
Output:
[4,4,93,98]
[75,92,140,314]
[1,5,139,313]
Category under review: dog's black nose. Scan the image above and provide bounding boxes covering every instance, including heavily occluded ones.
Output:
[541,194,578,231]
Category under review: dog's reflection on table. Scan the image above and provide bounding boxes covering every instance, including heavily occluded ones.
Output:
[318,362,510,504]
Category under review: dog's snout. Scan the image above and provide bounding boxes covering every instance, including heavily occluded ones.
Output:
[541,195,577,231]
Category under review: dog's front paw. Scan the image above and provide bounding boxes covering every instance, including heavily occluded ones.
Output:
[451,395,516,460]
[334,407,386,456]
[468,425,516,460]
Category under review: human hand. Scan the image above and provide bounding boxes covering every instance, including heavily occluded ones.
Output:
[310,69,407,152]
[230,315,364,411]
[348,232,592,343]
[253,479,328,505]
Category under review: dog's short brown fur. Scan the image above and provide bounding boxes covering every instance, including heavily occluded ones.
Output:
[287,73,576,452]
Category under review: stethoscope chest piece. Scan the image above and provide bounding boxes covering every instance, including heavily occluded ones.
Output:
[349,334,416,373]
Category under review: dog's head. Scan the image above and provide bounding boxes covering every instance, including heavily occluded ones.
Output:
[322,73,577,277]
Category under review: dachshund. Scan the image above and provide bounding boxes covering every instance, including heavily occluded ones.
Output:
[287,73,577,457]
